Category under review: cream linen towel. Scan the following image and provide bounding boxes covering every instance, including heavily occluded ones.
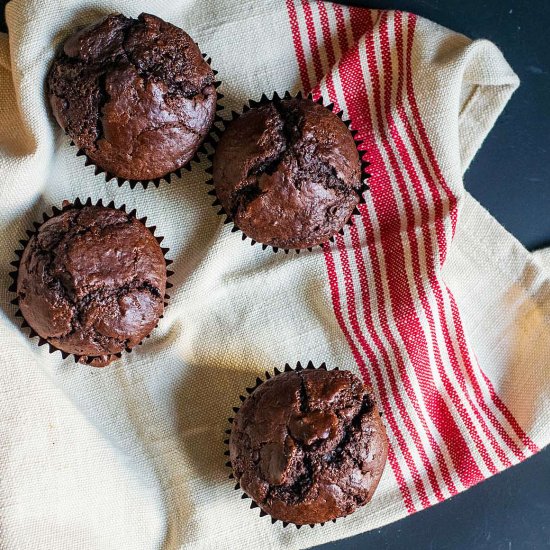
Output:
[0,1,548,549]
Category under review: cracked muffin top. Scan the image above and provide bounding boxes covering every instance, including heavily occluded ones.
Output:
[213,97,362,249]
[229,369,388,525]
[16,205,166,367]
[47,13,216,181]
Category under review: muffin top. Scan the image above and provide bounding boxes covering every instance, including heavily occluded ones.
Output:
[213,98,362,249]
[229,368,388,525]
[16,205,166,366]
[48,13,216,181]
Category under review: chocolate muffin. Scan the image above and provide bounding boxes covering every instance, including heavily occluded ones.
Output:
[16,204,167,367]
[213,97,362,249]
[229,367,388,526]
[48,13,216,182]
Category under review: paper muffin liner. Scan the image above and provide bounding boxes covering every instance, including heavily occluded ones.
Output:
[205,91,371,254]
[68,54,224,190]
[224,360,341,528]
[8,197,174,367]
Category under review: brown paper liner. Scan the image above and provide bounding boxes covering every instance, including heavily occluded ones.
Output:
[8,197,174,367]
[224,361,341,528]
[69,54,224,190]
[205,91,371,254]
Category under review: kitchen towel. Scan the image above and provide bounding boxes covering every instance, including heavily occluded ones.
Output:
[0,1,548,549]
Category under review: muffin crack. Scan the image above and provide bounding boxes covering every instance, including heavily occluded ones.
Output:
[298,373,309,413]
[244,100,357,195]
[54,278,161,349]
[311,159,361,194]
[264,455,314,506]
[50,220,135,300]
[229,182,264,218]
[325,394,374,466]
[244,100,302,183]
[119,16,214,99]
[94,63,211,150]
[130,120,203,153]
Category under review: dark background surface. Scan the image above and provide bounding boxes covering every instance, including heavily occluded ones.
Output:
[1,1,548,549]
